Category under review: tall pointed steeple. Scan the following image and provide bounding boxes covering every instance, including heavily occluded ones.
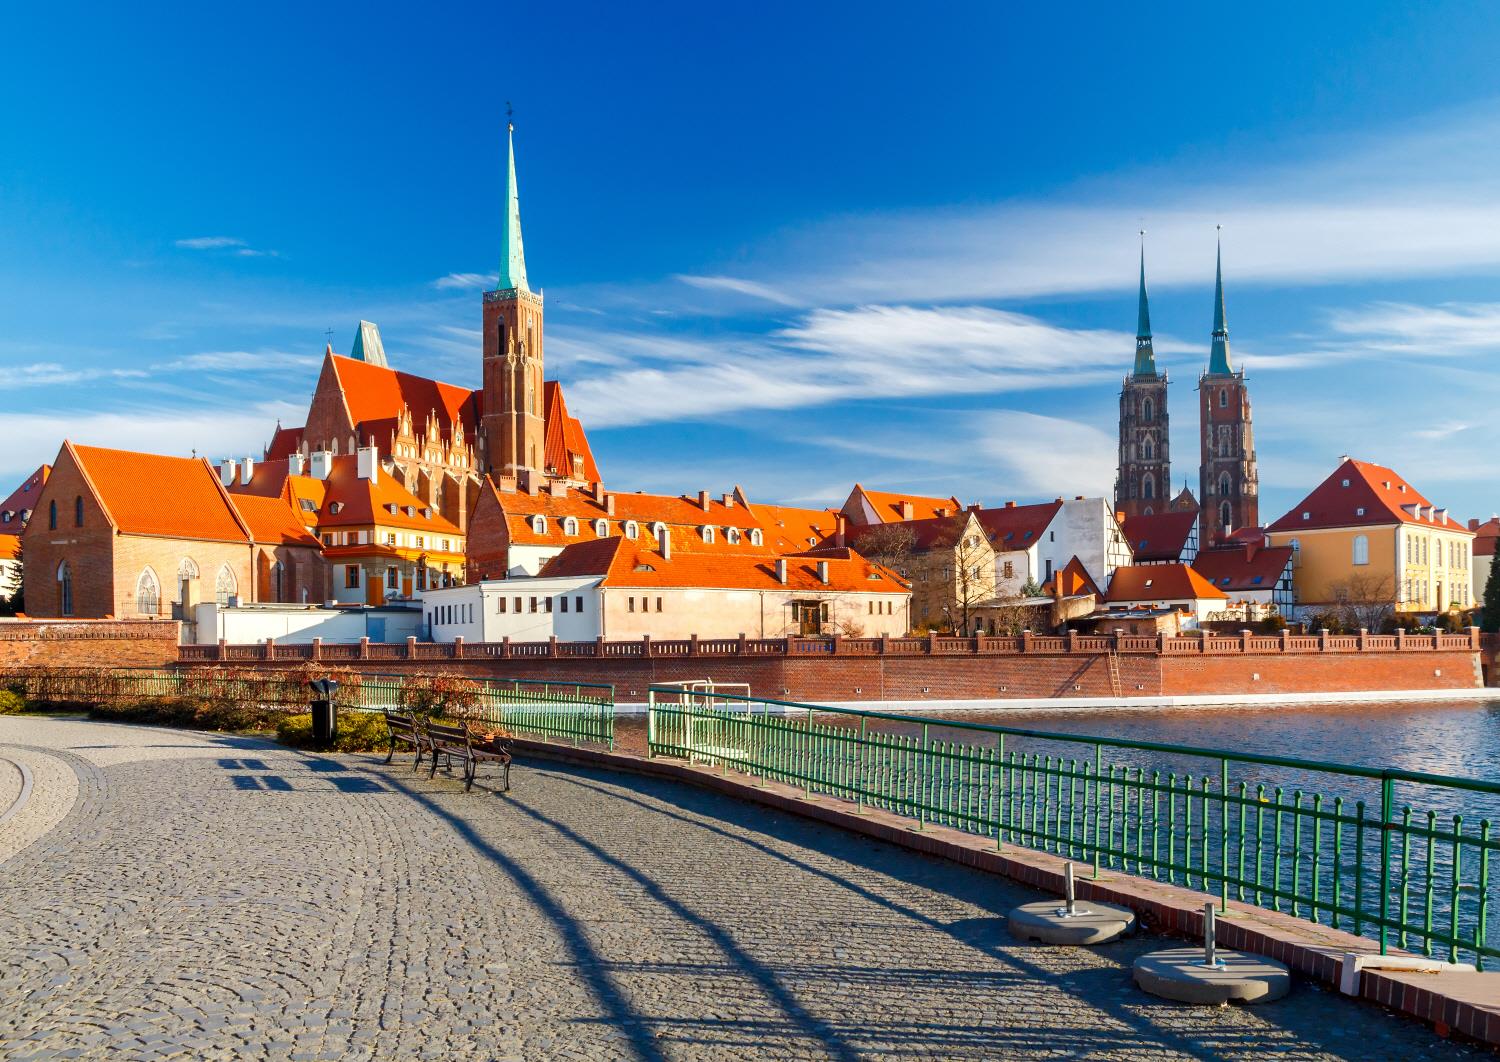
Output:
[499,115,529,293]
[1133,235,1156,376]
[1207,230,1232,375]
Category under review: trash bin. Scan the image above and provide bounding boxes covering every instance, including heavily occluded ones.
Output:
[307,678,341,747]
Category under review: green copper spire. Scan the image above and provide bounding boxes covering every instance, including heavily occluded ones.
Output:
[498,117,529,293]
[1207,231,1232,374]
[1133,236,1156,376]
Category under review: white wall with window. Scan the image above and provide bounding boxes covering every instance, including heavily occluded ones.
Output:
[1035,498,1132,591]
[422,576,604,643]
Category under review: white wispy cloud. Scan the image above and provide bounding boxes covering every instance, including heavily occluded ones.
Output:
[175,236,245,250]
[969,411,1117,498]
[155,350,320,372]
[674,274,803,307]
[0,362,147,388]
[433,272,497,291]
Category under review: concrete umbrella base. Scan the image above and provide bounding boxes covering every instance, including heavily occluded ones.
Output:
[1133,948,1291,1005]
[1007,900,1137,945]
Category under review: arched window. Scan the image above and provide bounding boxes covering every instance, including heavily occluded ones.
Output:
[49,500,57,530]
[215,565,237,606]
[749,529,764,547]
[562,517,579,536]
[700,526,716,544]
[1352,534,1370,566]
[75,496,84,527]
[1219,429,1231,458]
[271,561,286,602]
[1142,397,1154,422]
[1218,472,1231,498]
[623,521,639,539]
[1142,438,1154,460]
[57,560,73,616]
[594,519,609,537]
[650,522,666,540]
[1220,501,1232,530]
[1219,389,1228,408]
[136,568,160,615]
[1142,475,1155,500]
[531,515,546,535]
[726,527,741,545]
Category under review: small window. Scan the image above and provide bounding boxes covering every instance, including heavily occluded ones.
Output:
[57,560,72,615]
[385,566,398,589]
[75,495,84,527]
[624,521,639,539]
[656,597,663,612]
[560,596,568,613]
[629,597,635,613]
[575,596,584,612]
[498,597,507,613]
[1219,389,1228,407]
[49,500,57,530]
[544,596,552,613]
[749,529,763,546]
[1355,507,1365,517]
[532,515,546,534]
[529,596,538,613]
[701,526,715,544]
[513,597,521,613]
[1352,534,1370,566]
[594,519,609,537]
[345,565,360,589]
[563,517,578,536]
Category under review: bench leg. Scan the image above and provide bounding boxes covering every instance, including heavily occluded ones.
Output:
[384,736,395,765]
[429,750,441,779]
[502,760,511,793]
[464,756,477,793]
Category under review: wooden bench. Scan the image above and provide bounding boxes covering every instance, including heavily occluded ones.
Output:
[426,719,513,793]
[383,712,426,770]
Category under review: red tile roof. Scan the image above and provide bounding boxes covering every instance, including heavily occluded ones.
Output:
[0,465,50,533]
[0,533,19,562]
[852,512,975,552]
[1044,555,1100,598]
[849,485,963,523]
[1105,564,1227,603]
[1267,458,1471,534]
[1191,544,1294,593]
[330,354,481,440]
[264,426,304,462]
[539,538,907,593]
[1121,510,1198,563]
[313,456,463,535]
[751,503,840,553]
[1469,517,1499,558]
[69,443,250,543]
[975,501,1063,550]
[229,494,323,548]
[542,382,600,483]
[495,483,765,547]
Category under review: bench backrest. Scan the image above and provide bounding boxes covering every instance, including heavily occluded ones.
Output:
[425,720,472,750]
[384,712,418,735]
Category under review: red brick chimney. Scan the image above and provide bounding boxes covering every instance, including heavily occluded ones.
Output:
[900,501,914,520]
[835,513,847,547]
[698,489,711,511]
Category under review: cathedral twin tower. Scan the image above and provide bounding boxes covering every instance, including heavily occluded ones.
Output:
[1115,240,1259,544]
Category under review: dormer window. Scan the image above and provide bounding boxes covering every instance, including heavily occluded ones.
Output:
[1341,479,1350,487]
[329,501,344,515]
[1356,507,1365,516]
[405,505,416,517]
[594,519,609,537]
[563,517,579,536]
[651,521,666,539]
[422,508,432,519]
[701,526,716,544]
[531,515,546,535]
[624,521,640,539]
[749,529,763,546]
[1302,512,1310,520]
[726,527,741,545]
[387,503,398,515]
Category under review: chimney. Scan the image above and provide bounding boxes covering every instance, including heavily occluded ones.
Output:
[968,503,981,512]
[605,493,616,516]
[593,480,606,503]
[1005,500,1016,509]
[1075,495,1084,501]
[1116,510,1126,524]
[526,472,541,496]
[775,558,788,584]
[900,501,914,520]
[287,452,305,476]
[1470,518,1480,531]
[309,450,333,481]
[548,479,567,498]
[835,513,847,548]
[698,489,711,511]
[658,524,672,560]
[722,493,734,508]
[816,560,830,585]
[356,445,379,483]
[242,456,255,483]
[219,459,239,487]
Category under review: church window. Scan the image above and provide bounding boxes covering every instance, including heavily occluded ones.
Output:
[1219,473,1232,498]
[532,515,546,535]
[1142,438,1153,460]
[58,560,72,615]
[1353,535,1370,566]
[1142,475,1155,500]
[49,500,57,530]
[1142,398,1154,421]
[271,561,285,602]
[563,517,579,536]
[623,521,639,539]
[214,565,237,606]
[135,568,160,615]
[496,320,506,353]
[74,496,84,527]
[1220,501,1232,530]
[1219,389,1228,408]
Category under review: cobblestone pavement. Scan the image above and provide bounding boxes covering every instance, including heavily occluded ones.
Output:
[0,716,1478,1061]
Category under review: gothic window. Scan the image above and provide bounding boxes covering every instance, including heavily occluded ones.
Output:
[49,500,57,530]
[75,495,84,527]
[1218,472,1231,498]
[496,320,506,353]
[177,557,198,606]
[215,565,237,606]
[1142,397,1153,422]
[57,560,72,616]
[1219,389,1228,408]
[136,568,160,615]
[1219,427,1232,458]
[272,561,286,601]
[1352,534,1370,566]
[1142,438,1153,460]
[1142,475,1155,500]
[1220,501,1232,530]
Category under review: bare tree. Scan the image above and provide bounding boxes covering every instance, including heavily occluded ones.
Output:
[1327,572,1397,633]
[853,523,916,580]
[932,516,996,634]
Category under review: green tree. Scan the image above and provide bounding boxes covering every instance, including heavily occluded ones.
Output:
[1482,557,1500,634]
[0,537,20,616]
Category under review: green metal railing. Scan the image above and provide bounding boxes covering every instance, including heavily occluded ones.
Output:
[4,667,615,750]
[647,687,1499,967]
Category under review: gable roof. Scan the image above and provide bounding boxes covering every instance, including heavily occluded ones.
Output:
[1267,458,1470,534]
[0,465,50,533]
[852,511,980,552]
[542,382,601,483]
[1105,563,1227,603]
[313,456,462,535]
[1121,510,1197,563]
[846,484,963,524]
[975,501,1063,550]
[751,503,840,553]
[1191,544,1295,593]
[0,533,18,562]
[229,494,324,548]
[68,443,250,543]
[538,538,908,593]
[1469,517,1500,558]
[1045,555,1100,598]
[329,353,481,441]
[264,426,304,462]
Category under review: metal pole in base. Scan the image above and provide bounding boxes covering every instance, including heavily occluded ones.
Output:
[1202,901,1226,970]
[1055,861,1088,918]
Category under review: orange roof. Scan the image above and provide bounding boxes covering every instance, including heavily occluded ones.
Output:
[0,465,50,533]
[264,425,304,462]
[330,354,480,439]
[68,443,250,543]
[750,503,840,552]
[314,455,463,536]
[1267,458,1471,534]
[849,484,963,523]
[494,482,765,547]
[0,533,19,561]
[1044,556,1100,598]
[542,382,601,483]
[1106,564,1227,603]
[1121,510,1198,563]
[539,538,908,593]
[1191,544,1294,592]
[229,494,323,548]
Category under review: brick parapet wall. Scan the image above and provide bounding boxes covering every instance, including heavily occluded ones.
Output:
[0,619,180,669]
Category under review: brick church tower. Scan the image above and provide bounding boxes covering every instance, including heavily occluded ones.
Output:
[1198,238,1259,543]
[481,120,546,477]
[1115,244,1170,518]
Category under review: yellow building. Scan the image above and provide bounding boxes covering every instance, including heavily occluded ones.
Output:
[1266,458,1474,617]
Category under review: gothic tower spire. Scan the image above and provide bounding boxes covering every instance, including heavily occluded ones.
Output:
[1134,236,1156,376]
[499,111,529,293]
[1116,233,1170,519]
[1208,230,1231,375]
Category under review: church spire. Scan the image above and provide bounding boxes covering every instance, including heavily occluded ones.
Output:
[1133,234,1156,376]
[1208,229,1232,375]
[499,109,529,293]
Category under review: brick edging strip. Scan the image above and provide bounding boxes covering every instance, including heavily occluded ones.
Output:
[511,737,1500,1047]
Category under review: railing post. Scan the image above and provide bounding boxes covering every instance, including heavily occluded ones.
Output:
[1219,757,1230,911]
[646,689,655,757]
[857,715,868,814]
[689,634,699,655]
[264,637,275,662]
[453,636,465,659]
[1199,630,1209,653]
[501,636,512,659]
[405,635,417,659]
[879,634,890,655]
[596,635,605,657]
[642,635,652,658]
[1379,773,1393,955]
[1357,627,1368,651]
[928,631,938,654]
[1113,630,1124,652]
[1318,628,1330,651]
[1021,630,1034,653]
[973,633,982,654]
[1394,628,1405,651]
[1240,629,1251,653]
[548,636,558,658]
[737,633,747,655]
[1156,632,1167,653]
[1279,630,1291,652]
[217,638,227,661]
[311,637,323,662]
[1469,625,1482,650]
[831,633,842,656]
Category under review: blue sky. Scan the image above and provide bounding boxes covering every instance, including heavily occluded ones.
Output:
[4,2,1500,522]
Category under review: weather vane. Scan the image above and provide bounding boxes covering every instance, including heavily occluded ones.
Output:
[506,100,514,129]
